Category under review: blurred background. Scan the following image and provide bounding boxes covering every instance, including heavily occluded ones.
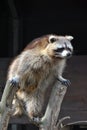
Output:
[0,0,87,57]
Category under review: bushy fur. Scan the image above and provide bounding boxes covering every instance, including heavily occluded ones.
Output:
[7,34,73,119]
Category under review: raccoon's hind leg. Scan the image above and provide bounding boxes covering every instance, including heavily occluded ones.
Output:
[12,96,23,116]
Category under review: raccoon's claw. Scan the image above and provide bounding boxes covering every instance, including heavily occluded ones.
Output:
[32,117,41,124]
[60,79,71,87]
[57,76,71,87]
[10,76,19,87]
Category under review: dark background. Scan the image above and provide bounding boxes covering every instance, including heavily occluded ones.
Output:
[0,0,87,57]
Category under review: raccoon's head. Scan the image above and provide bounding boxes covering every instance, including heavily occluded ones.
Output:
[25,34,73,59]
[44,34,74,59]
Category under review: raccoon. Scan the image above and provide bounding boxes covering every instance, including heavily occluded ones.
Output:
[7,34,73,121]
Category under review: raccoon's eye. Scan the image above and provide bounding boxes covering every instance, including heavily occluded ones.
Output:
[50,37,57,43]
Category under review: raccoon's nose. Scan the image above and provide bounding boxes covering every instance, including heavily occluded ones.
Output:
[67,53,72,58]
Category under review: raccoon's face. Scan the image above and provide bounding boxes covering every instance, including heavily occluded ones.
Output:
[45,35,73,59]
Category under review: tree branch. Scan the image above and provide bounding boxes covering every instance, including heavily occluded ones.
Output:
[39,81,68,130]
[0,81,18,130]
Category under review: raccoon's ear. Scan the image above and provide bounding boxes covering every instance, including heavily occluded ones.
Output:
[65,36,74,41]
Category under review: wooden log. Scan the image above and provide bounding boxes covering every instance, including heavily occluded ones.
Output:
[39,81,67,130]
[0,81,18,130]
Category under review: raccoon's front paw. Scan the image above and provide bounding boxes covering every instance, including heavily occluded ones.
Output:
[60,79,71,87]
[32,117,41,124]
[57,76,71,87]
[9,76,19,87]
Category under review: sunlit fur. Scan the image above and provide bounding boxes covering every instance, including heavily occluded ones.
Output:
[7,34,73,119]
